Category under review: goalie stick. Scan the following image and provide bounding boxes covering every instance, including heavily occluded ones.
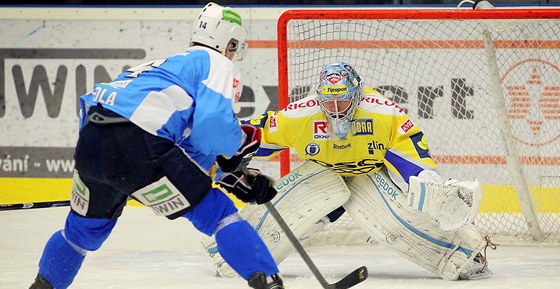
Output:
[0,200,70,211]
[264,202,368,289]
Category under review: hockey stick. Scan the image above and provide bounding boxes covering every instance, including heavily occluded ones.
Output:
[0,200,70,211]
[264,202,368,289]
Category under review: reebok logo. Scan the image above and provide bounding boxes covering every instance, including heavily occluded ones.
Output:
[333,143,351,149]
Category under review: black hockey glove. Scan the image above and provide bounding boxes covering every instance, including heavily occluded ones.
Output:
[218,168,277,205]
[217,124,261,173]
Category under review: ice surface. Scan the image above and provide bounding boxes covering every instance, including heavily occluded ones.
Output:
[1,206,559,289]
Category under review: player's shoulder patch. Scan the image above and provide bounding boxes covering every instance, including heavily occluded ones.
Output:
[360,88,405,116]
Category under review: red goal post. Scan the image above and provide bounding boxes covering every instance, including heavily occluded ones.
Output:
[276,8,560,242]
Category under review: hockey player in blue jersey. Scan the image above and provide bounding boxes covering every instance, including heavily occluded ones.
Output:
[29,3,283,289]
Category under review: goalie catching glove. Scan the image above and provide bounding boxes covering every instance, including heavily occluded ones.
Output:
[217,125,261,172]
[218,168,277,204]
[407,177,483,232]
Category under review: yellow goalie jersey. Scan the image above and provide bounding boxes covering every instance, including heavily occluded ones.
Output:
[243,88,438,185]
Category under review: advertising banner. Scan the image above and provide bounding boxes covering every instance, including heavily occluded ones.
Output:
[0,7,284,203]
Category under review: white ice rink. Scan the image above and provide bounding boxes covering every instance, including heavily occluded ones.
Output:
[2,206,560,289]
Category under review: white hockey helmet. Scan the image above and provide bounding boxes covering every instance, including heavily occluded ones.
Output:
[190,2,248,62]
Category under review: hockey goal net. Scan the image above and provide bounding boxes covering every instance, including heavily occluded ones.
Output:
[277,8,560,244]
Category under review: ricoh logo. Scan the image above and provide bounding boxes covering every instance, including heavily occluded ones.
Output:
[0,48,146,118]
[296,78,475,119]
[284,98,320,111]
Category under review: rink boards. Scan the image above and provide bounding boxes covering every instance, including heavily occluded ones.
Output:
[0,7,559,218]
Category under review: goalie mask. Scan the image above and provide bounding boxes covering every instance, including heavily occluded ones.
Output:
[317,62,363,138]
[190,2,248,62]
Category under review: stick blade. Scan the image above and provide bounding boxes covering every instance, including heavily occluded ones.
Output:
[333,266,368,289]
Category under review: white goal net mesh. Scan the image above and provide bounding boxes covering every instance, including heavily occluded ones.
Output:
[277,9,560,244]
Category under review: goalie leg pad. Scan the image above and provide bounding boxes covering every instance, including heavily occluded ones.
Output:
[345,169,488,280]
[202,161,351,277]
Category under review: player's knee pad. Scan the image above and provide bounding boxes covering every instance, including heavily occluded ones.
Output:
[183,187,238,236]
[64,211,117,251]
[345,169,488,280]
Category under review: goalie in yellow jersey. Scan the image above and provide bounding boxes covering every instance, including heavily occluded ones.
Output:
[203,61,496,281]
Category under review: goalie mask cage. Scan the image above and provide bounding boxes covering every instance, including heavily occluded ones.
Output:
[277,8,560,243]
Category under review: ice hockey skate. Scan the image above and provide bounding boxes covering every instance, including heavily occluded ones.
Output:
[248,272,284,289]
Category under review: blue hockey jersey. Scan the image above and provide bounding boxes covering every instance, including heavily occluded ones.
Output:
[80,46,244,171]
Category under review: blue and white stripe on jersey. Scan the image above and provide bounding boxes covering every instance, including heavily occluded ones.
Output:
[80,46,243,170]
